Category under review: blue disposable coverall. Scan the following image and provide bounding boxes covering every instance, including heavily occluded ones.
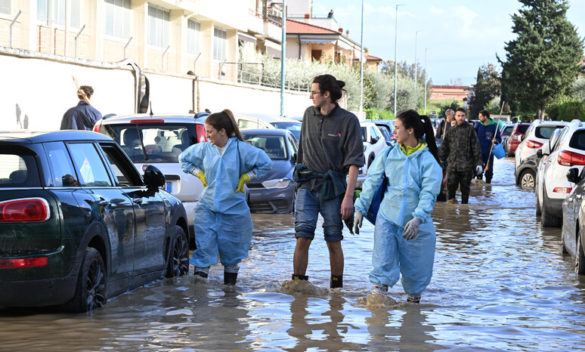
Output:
[354,145,442,295]
[475,120,501,181]
[179,137,271,269]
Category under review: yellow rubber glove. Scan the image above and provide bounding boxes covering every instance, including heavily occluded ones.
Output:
[194,170,208,187]
[235,173,251,193]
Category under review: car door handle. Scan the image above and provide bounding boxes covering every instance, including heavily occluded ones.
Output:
[133,198,143,205]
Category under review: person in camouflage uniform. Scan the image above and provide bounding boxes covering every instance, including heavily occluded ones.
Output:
[439,108,482,204]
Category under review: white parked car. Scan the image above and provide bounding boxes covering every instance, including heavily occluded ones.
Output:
[515,120,567,170]
[357,121,387,186]
[235,113,301,141]
[94,114,208,246]
[536,120,585,227]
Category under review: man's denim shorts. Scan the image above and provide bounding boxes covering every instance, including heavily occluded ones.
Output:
[294,188,343,242]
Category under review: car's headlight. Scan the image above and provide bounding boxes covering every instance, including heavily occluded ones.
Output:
[261,179,291,189]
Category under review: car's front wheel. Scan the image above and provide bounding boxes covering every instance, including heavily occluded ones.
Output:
[519,170,536,190]
[66,247,107,313]
[165,225,189,278]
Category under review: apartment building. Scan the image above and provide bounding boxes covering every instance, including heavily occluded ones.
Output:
[0,0,283,81]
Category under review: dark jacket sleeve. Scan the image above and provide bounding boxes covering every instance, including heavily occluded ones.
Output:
[470,127,482,167]
[342,116,365,169]
[440,129,450,165]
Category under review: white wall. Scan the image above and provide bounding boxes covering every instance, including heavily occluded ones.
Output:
[0,52,308,131]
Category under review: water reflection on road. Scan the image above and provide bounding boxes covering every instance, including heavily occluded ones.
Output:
[1,158,585,351]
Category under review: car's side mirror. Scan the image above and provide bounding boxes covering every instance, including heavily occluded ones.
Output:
[143,165,165,191]
[371,136,379,144]
[536,149,543,158]
[567,167,580,184]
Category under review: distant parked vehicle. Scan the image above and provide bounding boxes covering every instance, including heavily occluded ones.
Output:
[500,123,515,155]
[507,122,531,156]
[236,113,301,141]
[0,131,188,312]
[371,120,396,146]
[536,120,585,227]
[94,114,207,246]
[358,121,387,187]
[515,120,567,170]
[241,129,298,214]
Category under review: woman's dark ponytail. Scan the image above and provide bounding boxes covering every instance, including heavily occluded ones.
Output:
[396,109,441,165]
[420,115,440,165]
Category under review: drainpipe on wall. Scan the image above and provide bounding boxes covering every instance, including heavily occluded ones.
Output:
[297,34,301,59]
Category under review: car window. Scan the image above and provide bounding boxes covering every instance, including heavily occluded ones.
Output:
[569,130,585,151]
[287,133,298,155]
[502,126,514,135]
[43,142,79,187]
[517,124,529,134]
[0,147,40,188]
[535,126,564,139]
[377,126,392,142]
[554,127,570,151]
[272,122,301,142]
[102,123,198,163]
[67,143,113,187]
[99,143,143,187]
[244,135,287,160]
[360,127,367,142]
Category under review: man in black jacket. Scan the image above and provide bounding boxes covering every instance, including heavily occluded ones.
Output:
[439,108,482,204]
[60,85,102,130]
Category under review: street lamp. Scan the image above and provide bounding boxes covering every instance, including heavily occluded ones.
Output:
[393,3,402,118]
[414,30,421,109]
[359,0,364,117]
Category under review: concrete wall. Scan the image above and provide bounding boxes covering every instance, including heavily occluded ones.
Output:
[0,51,308,131]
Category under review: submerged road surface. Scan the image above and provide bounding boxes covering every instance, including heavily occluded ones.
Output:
[1,158,585,351]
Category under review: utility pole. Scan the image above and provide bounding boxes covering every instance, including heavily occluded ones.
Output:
[424,47,428,114]
[359,0,364,118]
[280,0,286,116]
[414,30,420,110]
[393,4,402,117]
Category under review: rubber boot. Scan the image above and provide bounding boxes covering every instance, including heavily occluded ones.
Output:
[330,275,343,288]
[194,271,208,279]
[292,274,309,281]
[461,193,469,204]
[224,272,238,285]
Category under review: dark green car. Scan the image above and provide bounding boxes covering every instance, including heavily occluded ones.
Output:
[0,131,189,312]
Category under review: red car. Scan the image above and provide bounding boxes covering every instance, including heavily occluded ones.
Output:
[506,123,531,156]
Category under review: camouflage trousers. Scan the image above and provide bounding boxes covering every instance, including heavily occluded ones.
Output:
[447,169,474,204]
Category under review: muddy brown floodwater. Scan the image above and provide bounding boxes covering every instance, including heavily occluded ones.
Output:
[1,158,585,351]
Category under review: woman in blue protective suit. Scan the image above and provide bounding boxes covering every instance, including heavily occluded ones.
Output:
[179,109,271,285]
[353,109,442,303]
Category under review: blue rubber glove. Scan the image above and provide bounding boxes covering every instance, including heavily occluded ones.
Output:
[402,217,421,240]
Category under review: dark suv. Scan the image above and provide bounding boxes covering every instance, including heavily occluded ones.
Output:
[0,131,189,312]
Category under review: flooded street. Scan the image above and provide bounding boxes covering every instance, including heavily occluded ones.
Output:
[2,157,585,351]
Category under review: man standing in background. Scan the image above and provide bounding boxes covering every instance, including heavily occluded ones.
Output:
[60,85,102,130]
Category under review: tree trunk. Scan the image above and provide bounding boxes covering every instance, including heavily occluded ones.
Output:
[537,105,546,120]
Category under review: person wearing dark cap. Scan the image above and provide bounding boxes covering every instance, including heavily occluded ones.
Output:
[60,85,102,130]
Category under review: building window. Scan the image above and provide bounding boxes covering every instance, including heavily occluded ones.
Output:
[187,19,200,55]
[104,0,131,39]
[213,27,227,61]
[37,0,81,28]
[147,4,170,48]
[0,0,10,15]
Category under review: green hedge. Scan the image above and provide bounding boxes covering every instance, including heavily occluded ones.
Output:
[548,98,585,121]
[365,108,394,120]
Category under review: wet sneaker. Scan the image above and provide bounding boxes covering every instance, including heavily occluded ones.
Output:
[407,294,421,303]
[371,284,389,294]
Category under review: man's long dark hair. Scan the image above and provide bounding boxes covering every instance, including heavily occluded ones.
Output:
[397,109,440,165]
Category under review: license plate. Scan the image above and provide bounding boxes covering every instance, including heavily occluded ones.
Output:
[166,182,172,192]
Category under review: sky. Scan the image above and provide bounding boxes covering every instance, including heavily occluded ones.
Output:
[311,0,585,85]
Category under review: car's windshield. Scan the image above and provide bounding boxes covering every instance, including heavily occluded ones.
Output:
[243,135,287,160]
[102,123,198,163]
[0,148,40,188]
[502,126,514,135]
[272,122,301,141]
[517,124,530,134]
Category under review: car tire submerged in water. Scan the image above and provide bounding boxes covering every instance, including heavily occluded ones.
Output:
[65,247,107,313]
[541,188,562,227]
[519,170,536,190]
[577,233,585,275]
[165,225,189,278]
